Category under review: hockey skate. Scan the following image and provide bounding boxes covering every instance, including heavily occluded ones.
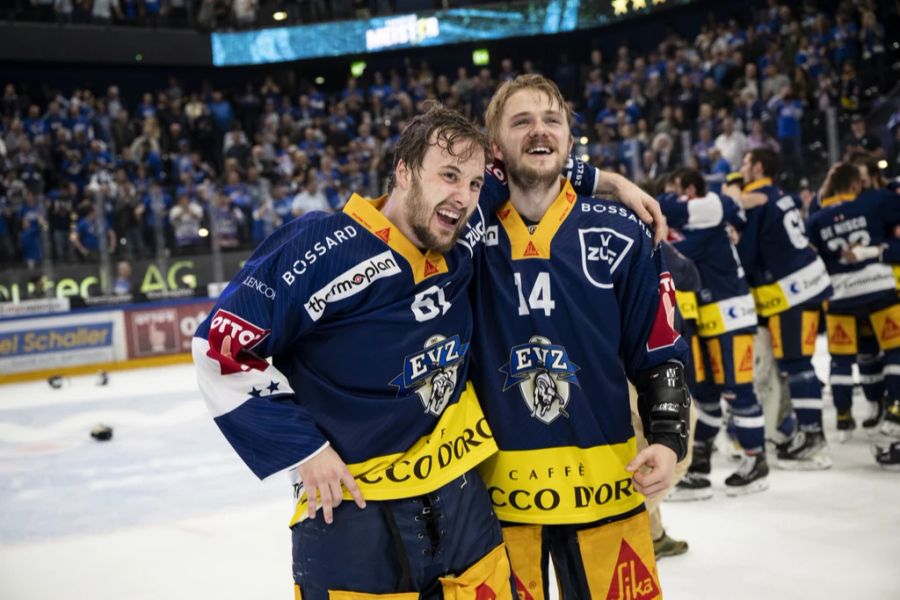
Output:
[653,530,689,558]
[667,471,713,502]
[862,399,884,430]
[668,440,713,502]
[880,400,900,439]
[775,430,832,470]
[872,441,900,471]
[836,411,856,443]
[724,453,769,496]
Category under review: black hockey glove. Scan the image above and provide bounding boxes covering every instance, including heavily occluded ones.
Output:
[636,362,691,461]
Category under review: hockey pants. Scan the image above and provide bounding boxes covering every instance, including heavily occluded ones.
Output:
[291,472,513,600]
[691,330,765,453]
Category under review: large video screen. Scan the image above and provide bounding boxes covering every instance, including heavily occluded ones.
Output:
[212,0,693,67]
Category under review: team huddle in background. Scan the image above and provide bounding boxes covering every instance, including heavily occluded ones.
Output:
[658,147,900,499]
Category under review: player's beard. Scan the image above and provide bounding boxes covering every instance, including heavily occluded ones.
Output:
[504,137,566,192]
[406,174,467,254]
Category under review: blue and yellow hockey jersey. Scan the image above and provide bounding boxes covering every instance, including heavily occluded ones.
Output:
[659,192,757,337]
[193,194,499,525]
[807,189,900,313]
[738,178,832,317]
[470,179,689,525]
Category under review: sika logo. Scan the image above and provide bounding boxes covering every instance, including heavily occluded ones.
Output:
[605,540,659,600]
[882,317,900,341]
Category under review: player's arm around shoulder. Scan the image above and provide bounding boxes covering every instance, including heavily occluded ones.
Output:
[592,169,667,244]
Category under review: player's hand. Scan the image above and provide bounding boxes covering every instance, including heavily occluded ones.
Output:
[297,446,366,524]
[625,443,677,499]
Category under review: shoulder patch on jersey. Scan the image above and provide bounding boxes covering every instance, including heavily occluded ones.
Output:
[206,309,270,375]
[647,272,681,352]
[579,227,634,289]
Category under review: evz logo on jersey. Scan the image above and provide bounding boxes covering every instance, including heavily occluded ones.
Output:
[391,334,468,417]
[579,228,634,289]
[500,336,580,425]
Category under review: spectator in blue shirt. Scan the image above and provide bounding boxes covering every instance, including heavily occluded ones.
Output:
[19,191,47,269]
[767,84,805,177]
[207,90,234,132]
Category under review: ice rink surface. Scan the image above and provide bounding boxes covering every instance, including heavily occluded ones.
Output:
[1,345,898,600]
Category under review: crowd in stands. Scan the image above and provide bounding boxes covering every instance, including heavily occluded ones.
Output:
[1,0,897,272]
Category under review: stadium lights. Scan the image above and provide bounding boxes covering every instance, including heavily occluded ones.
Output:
[473,48,490,66]
[580,154,590,162]
[878,160,888,170]
[314,76,325,85]
[579,136,589,145]
[273,11,288,21]
[199,228,209,238]
[351,61,367,77]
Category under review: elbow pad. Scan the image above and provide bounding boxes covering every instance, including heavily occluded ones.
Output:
[636,362,691,461]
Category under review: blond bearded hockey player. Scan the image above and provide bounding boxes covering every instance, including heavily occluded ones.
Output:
[193,107,516,600]
[471,75,690,600]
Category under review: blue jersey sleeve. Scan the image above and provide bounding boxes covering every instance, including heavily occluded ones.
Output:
[192,218,330,480]
[613,218,689,380]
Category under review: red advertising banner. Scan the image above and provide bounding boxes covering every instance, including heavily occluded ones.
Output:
[124,301,214,359]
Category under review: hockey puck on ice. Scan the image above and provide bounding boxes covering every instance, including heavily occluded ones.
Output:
[47,375,64,389]
[90,424,113,441]
[96,370,109,386]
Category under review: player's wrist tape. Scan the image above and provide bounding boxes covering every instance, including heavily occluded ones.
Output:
[636,362,691,462]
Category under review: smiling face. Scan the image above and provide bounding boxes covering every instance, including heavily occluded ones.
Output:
[396,134,485,254]
[490,88,572,191]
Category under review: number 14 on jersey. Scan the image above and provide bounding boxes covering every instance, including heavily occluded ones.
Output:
[513,272,556,316]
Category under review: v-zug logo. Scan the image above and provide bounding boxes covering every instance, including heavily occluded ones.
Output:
[500,336,580,425]
[579,227,634,289]
[391,334,469,417]
[305,251,401,321]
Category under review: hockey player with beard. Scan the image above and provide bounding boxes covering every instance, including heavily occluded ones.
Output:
[193,107,516,600]
[471,75,690,600]
[733,148,833,471]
